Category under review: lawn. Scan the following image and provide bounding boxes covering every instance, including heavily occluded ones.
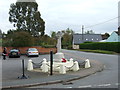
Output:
[76,49,118,54]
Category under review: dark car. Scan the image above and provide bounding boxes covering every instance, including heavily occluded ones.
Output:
[9,49,21,58]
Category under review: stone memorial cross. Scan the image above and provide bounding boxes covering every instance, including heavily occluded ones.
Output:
[56,31,63,53]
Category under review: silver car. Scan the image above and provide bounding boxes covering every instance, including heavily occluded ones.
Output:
[26,48,39,57]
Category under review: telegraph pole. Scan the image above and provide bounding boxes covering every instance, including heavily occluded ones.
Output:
[82,25,84,42]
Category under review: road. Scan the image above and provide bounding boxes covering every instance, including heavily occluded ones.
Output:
[30,49,119,88]
[2,54,50,81]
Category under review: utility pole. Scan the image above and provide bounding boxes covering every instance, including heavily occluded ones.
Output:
[82,25,84,43]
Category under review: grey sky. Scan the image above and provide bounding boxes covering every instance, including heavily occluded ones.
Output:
[0,0,119,35]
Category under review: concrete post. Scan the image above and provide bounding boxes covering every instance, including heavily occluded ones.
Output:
[73,61,79,71]
[42,59,48,72]
[69,58,74,65]
[27,59,33,71]
[85,59,91,68]
[59,64,66,74]
[43,58,47,62]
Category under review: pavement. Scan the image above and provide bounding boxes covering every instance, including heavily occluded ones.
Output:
[2,59,105,89]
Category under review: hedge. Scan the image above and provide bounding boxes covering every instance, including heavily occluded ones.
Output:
[79,42,120,53]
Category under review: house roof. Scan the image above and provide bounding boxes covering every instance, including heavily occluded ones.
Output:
[73,34,102,44]
[114,31,120,36]
[101,34,109,40]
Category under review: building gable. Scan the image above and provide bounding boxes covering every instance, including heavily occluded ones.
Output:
[106,31,119,42]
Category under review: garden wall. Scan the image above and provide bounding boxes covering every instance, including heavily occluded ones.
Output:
[0,46,57,54]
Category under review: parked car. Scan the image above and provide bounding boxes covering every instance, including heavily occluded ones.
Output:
[26,48,39,57]
[8,49,21,58]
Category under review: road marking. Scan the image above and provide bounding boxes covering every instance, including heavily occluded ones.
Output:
[78,83,114,88]
[115,83,120,86]
[78,85,92,88]
[66,87,72,88]
[96,84,111,87]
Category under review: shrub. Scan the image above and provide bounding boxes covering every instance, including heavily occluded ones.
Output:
[41,45,56,48]
[12,31,34,47]
[84,41,93,43]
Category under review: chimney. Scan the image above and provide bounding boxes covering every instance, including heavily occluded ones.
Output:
[118,26,120,35]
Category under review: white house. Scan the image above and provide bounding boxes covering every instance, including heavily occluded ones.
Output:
[106,27,120,42]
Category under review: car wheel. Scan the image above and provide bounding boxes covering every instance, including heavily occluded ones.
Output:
[37,55,39,57]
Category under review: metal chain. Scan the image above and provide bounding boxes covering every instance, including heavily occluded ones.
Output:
[65,63,76,70]
[32,61,43,68]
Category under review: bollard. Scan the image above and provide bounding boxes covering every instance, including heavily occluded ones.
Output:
[73,61,79,71]
[18,59,28,79]
[43,58,47,62]
[41,58,47,69]
[27,59,33,71]
[42,61,49,72]
[50,51,53,75]
[85,59,91,68]
[59,64,66,74]
[69,58,74,66]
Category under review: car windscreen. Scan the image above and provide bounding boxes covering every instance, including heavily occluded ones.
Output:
[10,50,19,52]
[28,48,37,51]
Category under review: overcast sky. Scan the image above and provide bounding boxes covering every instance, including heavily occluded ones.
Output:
[0,0,119,35]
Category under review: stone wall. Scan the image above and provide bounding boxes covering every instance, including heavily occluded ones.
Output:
[0,46,57,54]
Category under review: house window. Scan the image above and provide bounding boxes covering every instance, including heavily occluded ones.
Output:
[86,39,88,40]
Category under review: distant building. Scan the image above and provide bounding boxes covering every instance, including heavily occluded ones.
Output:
[101,33,109,40]
[72,34,102,49]
[106,27,120,42]
[105,2,120,42]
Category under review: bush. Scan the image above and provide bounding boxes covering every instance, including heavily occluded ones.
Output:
[41,45,56,48]
[12,31,34,47]
[80,42,120,53]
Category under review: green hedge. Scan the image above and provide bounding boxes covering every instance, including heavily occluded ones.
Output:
[80,42,120,53]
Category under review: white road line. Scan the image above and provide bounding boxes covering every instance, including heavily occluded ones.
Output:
[78,85,92,88]
[78,83,118,88]
[66,87,72,88]
[96,84,111,87]
[115,83,120,86]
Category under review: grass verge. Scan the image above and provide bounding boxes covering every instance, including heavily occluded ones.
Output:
[75,49,118,54]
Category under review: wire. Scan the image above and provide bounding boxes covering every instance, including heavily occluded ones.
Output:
[85,16,120,29]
